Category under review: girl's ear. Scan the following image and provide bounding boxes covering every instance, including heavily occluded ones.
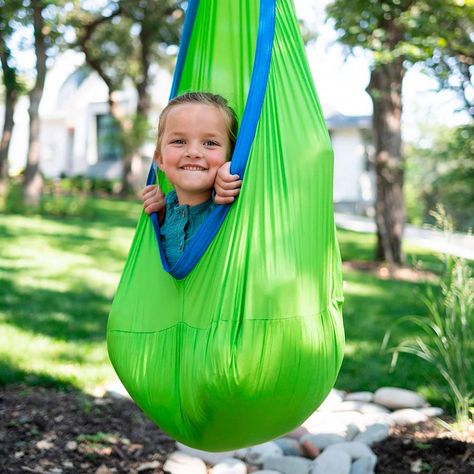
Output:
[154,147,163,167]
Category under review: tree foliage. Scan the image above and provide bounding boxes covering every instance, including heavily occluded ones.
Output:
[327,0,474,117]
[406,125,474,232]
[68,0,184,194]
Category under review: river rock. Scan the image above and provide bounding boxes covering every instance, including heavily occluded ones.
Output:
[176,443,235,465]
[350,455,377,474]
[274,437,304,456]
[390,408,429,425]
[345,392,373,403]
[163,451,207,474]
[263,455,312,474]
[419,407,444,417]
[251,471,282,474]
[353,424,390,446]
[373,387,428,410]
[310,448,351,474]
[303,411,364,437]
[335,401,390,414]
[211,458,247,474]
[360,412,394,427]
[318,389,346,411]
[285,426,310,440]
[244,442,283,465]
[325,441,375,460]
[300,433,346,450]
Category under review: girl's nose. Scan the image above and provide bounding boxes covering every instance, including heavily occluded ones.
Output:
[185,143,202,158]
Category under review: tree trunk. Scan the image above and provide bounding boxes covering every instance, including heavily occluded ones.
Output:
[367,60,406,265]
[119,11,153,197]
[23,0,46,207]
[0,39,18,199]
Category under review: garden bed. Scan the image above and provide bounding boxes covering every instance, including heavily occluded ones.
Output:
[1,385,473,473]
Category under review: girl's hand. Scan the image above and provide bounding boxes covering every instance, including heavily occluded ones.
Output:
[142,184,165,223]
[214,162,242,205]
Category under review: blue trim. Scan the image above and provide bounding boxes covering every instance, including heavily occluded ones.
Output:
[148,0,276,279]
[169,0,200,99]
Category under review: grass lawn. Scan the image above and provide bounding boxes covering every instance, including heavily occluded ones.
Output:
[0,198,465,409]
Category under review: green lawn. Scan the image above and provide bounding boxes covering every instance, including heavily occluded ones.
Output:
[0,198,460,408]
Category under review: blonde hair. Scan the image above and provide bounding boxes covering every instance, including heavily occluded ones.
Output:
[154,92,238,162]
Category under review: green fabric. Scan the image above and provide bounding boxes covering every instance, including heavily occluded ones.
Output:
[107,0,344,451]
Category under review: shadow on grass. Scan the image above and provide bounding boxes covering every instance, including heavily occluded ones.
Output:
[0,277,110,342]
[41,197,141,230]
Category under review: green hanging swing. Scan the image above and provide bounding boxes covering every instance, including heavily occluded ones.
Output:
[107,0,344,452]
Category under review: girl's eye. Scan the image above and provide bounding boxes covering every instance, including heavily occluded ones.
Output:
[172,139,185,144]
[204,140,219,147]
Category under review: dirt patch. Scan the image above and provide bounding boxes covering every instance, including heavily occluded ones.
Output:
[373,419,474,473]
[343,260,439,282]
[0,385,175,473]
[1,385,473,473]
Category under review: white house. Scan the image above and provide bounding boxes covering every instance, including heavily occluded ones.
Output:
[1,52,374,213]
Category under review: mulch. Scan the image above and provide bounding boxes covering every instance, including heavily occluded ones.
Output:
[1,385,473,473]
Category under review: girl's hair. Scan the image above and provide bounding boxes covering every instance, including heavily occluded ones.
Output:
[154,92,238,160]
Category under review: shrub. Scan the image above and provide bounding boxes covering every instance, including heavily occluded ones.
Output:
[383,207,474,428]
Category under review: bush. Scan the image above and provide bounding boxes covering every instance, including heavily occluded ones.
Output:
[383,207,474,428]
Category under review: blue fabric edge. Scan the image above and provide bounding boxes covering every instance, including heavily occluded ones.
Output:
[147,0,276,280]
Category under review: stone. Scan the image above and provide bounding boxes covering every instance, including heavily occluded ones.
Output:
[346,423,362,440]
[263,455,312,474]
[137,461,161,471]
[285,426,310,440]
[334,401,390,414]
[353,424,390,446]
[274,437,304,456]
[244,442,283,465]
[360,413,394,427]
[252,471,282,474]
[350,455,377,474]
[373,387,428,410]
[300,433,346,450]
[310,448,351,474]
[390,408,429,425]
[211,458,247,474]
[176,443,236,465]
[301,440,320,459]
[65,441,77,450]
[345,392,373,403]
[325,442,375,460]
[317,389,346,411]
[303,411,364,437]
[104,380,130,399]
[419,407,444,417]
[163,451,207,474]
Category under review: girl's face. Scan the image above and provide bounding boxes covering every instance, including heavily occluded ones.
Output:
[157,103,230,206]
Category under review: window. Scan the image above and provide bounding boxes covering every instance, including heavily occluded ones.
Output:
[96,114,122,161]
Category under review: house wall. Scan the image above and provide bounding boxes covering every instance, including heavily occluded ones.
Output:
[330,127,374,213]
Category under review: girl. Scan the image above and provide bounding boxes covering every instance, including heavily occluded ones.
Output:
[142,92,242,266]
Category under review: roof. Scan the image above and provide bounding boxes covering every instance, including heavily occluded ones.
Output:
[325,113,371,130]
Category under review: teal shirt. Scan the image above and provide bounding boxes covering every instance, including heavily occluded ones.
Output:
[160,190,215,267]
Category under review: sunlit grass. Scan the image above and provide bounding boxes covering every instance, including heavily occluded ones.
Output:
[1,200,468,411]
[0,197,141,392]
